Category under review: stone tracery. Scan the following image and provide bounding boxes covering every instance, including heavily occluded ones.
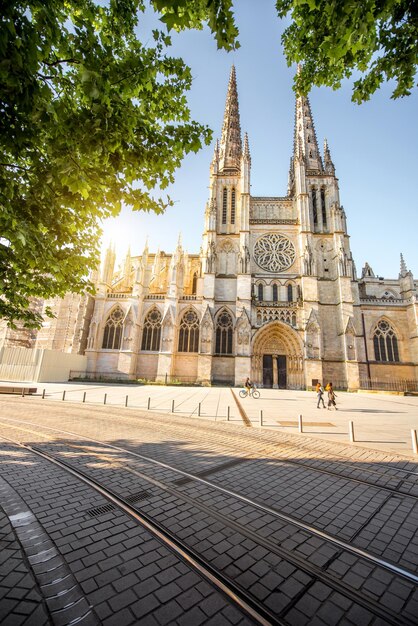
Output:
[253,233,296,273]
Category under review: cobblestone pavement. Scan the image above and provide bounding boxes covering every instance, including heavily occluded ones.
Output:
[0,394,418,625]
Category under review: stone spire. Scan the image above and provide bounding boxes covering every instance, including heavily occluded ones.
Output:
[123,246,132,288]
[212,140,219,164]
[176,232,183,255]
[219,65,242,172]
[101,242,116,285]
[293,90,323,171]
[323,138,335,175]
[143,236,149,254]
[399,253,415,299]
[242,132,251,164]
[400,253,408,278]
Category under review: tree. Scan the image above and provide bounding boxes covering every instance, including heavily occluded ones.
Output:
[3,1,415,329]
[157,0,417,102]
[276,0,418,103]
[0,0,238,328]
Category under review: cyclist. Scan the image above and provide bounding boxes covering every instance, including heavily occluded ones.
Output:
[244,377,252,394]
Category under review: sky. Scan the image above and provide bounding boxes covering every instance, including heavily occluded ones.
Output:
[101,0,418,280]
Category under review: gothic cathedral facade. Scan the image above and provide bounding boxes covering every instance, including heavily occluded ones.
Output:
[7,67,417,389]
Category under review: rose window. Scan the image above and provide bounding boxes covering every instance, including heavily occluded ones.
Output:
[253,234,295,273]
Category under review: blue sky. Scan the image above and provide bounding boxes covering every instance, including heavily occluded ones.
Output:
[102,1,418,279]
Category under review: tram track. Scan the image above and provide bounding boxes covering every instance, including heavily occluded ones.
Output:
[0,433,274,626]
[2,394,417,485]
[1,420,417,625]
[1,410,417,498]
[1,415,417,555]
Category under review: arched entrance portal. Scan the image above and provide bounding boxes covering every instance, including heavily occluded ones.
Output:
[252,321,304,389]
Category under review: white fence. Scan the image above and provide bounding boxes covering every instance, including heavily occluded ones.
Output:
[0,347,87,382]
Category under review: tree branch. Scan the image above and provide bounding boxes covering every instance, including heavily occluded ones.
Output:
[43,58,81,67]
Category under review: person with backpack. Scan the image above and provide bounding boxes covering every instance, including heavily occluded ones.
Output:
[316,382,326,408]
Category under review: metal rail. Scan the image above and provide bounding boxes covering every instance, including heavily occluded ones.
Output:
[1,429,415,626]
[0,434,280,626]
[0,419,417,586]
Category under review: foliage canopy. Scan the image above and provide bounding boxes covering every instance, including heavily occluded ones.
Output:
[0,0,238,328]
[277,0,418,103]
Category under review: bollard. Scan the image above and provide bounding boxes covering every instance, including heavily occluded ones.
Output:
[198,402,201,417]
[83,391,86,403]
[171,399,175,413]
[411,429,418,455]
[104,393,107,405]
[125,395,128,408]
[147,397,151,410]
[349,420,355,442]
[62,390,66,401]
[298,414,303,433]
[42,389,46,399]
[227,406,230,421]
[259,410,263,427]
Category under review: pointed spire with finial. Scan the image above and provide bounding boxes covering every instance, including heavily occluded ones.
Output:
[323,138,335,175]
[212,139,219,164]
[141,237,149,264]
[101,241,116,285]
[219,65,242,172]
[242,132,251,164]
[400,253,408,278]
[293,69,323,171]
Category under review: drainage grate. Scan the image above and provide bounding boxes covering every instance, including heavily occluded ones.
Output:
[125,491,151,504]
[85,503,115,518]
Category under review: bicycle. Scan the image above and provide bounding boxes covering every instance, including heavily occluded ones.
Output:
[239,386,260,399]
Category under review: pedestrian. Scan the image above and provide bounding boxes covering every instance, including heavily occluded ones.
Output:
[326,382,338,410]
[316,382,326,408]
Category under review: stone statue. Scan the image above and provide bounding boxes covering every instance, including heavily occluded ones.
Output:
[303,243,313,275]
[339,246,348,276]
[244,245,250,273]
[206,241,216,273]
[238,245,250,273]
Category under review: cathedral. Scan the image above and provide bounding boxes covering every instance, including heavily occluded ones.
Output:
[3,67,417,389]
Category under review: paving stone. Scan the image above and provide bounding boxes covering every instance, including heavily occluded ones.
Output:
[131,593,160,619]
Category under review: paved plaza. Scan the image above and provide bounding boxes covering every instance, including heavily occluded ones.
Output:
[5,381,418,457]
[0,384,417,625]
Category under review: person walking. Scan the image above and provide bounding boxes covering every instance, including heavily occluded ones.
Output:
[326,382,338,410]
[316,382,326,408]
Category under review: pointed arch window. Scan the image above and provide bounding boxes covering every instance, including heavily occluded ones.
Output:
[231,188,236,224]
[215,310,233,355]
[102,307,124,350]
[191,272,198,295]
[373,320,399,362]
[258,283,264,301]
[312,188,318,226]
[287,284,293,302]
[178,310,199,353]
[321,188,327,228]
[272,284,278,302]
[141,308,162,351]
[222,188,227,224]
